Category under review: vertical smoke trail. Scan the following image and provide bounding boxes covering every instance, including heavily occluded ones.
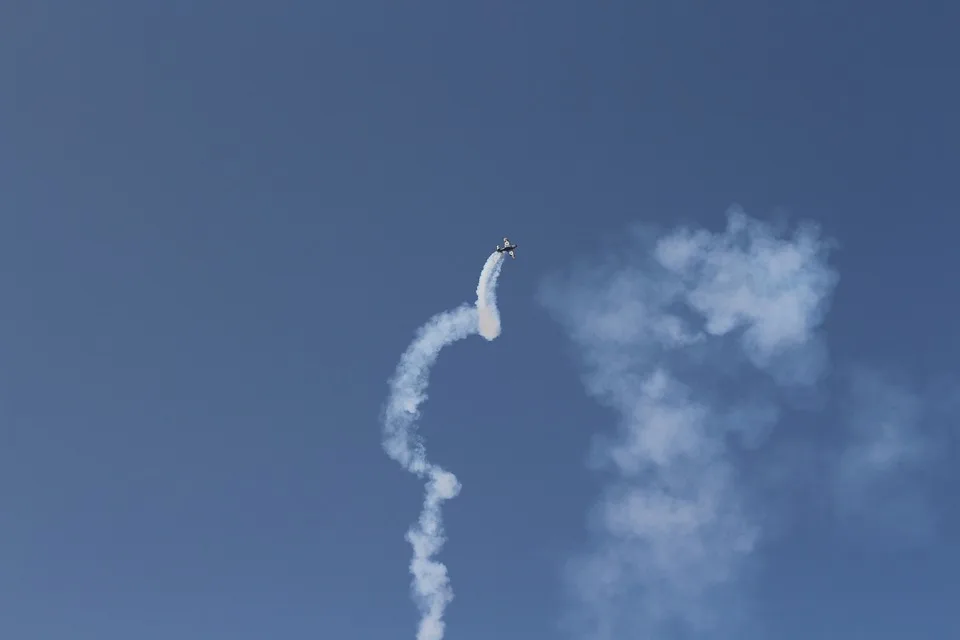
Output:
[382,252,507,640]
[477,252,506,340]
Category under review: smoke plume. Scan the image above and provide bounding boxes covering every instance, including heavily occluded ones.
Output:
[382,252,507,640]
[477,252,506,340]
[540,210,838,639]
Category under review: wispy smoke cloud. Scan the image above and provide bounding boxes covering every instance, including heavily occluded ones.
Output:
[543,208,959,637]
[382,252,507,640]
[832,367,952,544]
[654,213,836,386]
[540,209,838,638]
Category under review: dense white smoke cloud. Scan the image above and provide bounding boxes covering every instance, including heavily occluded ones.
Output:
[477,252,506,340]
[540,210,839,639]
[382,252,507,640]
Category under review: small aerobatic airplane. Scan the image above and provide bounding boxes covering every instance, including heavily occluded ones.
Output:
[496,237,518,258]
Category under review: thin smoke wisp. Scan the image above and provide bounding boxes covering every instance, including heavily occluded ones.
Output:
[382,251,507,640]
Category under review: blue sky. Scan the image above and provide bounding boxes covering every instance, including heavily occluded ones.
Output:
[2,2,958,639]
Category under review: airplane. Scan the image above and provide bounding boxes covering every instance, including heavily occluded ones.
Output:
[496,237,518,258]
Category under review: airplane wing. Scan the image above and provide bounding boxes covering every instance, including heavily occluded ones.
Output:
[509,250,515,258]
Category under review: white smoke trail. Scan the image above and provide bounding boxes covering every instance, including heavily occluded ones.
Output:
[383,305,479,474]
[382,252,506,640]
[477,252,505,340]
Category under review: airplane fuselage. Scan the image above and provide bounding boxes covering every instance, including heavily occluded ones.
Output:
[496,237,517,258]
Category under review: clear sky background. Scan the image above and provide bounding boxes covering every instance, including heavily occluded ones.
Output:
[2,2,958,639]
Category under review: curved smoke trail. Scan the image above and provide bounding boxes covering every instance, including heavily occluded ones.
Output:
[382,251,506,640]
[477,252,505,340]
